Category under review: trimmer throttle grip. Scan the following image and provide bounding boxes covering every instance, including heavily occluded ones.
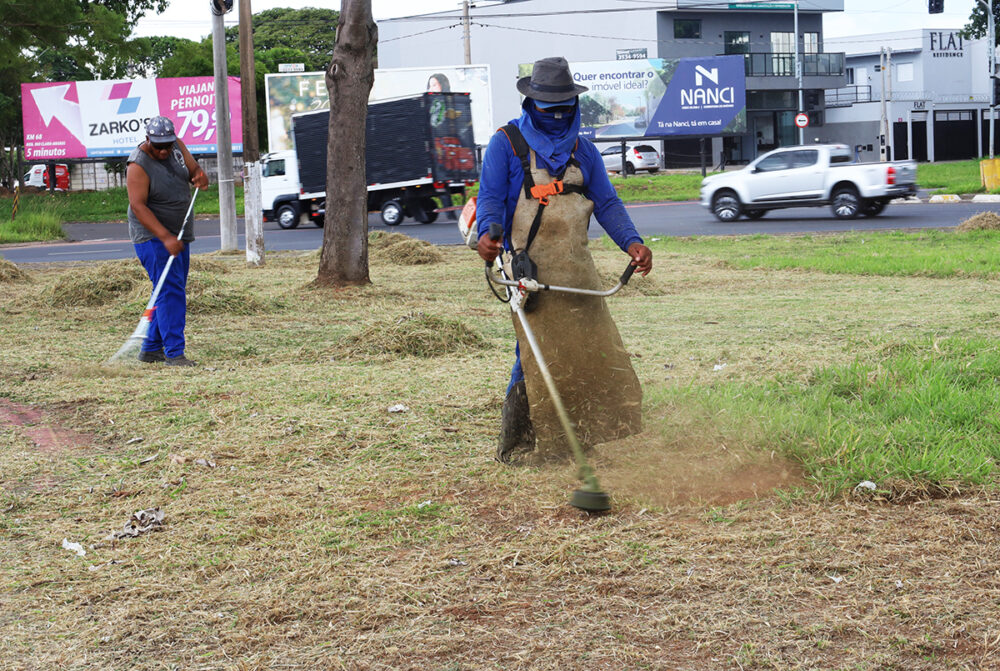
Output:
[619,263,636,285]
[488,222,503,241]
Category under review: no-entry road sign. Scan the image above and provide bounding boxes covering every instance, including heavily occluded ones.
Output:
[794,112,809,129]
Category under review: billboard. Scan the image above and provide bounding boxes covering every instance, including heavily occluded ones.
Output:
[264,64,493,153]
[518,56,746,139]
[21,76,243,160]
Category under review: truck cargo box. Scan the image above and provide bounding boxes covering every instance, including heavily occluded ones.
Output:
[293,92,477,195]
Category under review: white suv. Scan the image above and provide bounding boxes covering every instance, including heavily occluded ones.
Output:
[600,144,661,174]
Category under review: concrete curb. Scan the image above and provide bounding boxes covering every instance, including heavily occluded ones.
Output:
[971,194,1000,203]
[929,194,962,203]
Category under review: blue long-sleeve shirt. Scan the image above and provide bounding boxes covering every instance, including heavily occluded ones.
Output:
[475,130,643,253]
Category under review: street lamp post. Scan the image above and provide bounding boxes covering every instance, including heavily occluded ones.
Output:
[794,0,804,145]
[978,0,996,158]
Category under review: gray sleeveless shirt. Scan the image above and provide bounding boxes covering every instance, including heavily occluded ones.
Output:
[127,143,195,244]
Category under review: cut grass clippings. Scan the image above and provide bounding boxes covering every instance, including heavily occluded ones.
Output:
[3,241,1000,669]
[341,310,485,358]
[0,258,29,283]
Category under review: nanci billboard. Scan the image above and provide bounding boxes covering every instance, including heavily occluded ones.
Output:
[21,77,243,160]
[518,56,746,139]
[265,65,493,152]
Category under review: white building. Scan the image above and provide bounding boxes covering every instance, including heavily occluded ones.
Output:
[823,29,994,162]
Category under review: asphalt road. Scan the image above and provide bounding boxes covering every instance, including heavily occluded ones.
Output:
[4,199,1000,264]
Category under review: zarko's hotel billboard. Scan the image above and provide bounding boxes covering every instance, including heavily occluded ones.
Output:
[520,55,746,139]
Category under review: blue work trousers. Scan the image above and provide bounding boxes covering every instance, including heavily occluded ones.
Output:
[134,239,189,358]
[507,341,524,395]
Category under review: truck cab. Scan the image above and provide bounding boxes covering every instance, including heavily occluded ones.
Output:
[23,164,70,191]
[260,151,306,229]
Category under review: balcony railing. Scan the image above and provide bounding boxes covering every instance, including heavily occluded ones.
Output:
[825,85,871,107]
[739,52,845,77]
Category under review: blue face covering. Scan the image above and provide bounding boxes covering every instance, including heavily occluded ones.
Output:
[512,97,581,176]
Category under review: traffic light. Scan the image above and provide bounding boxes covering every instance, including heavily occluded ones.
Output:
[928,0,943,14]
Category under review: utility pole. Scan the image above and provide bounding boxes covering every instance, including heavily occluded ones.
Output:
[989,0,996,158]
[211,0,238,252]
[239,0,265,266]
[794,0,804,145]
[462,1,472,65]
[879,47,888,162]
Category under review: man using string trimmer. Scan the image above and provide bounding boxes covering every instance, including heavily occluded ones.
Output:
[476,57,653,464]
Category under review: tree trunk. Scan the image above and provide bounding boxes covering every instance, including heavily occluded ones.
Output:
[316,0,377,287]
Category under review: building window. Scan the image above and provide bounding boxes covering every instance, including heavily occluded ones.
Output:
[803,32,819,54]
[674,19,701,39]
[725,31,750,54]
[771,32,794,53]
[896,62,914,82]
[846,67,855,85]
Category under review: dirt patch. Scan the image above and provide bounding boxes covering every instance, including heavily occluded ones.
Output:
[0,398,97,455]
[957,210,1000,231]
[591,429,806,507]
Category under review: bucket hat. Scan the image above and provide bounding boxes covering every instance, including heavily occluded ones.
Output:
[516,57,589,103]
[146,116,177,144]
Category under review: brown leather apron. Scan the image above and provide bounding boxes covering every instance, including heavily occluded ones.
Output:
[504,151,642,457]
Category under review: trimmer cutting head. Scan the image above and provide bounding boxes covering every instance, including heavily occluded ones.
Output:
[570,487,611,512]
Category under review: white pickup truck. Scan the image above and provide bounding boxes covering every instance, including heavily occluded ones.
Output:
[700,144,917,221]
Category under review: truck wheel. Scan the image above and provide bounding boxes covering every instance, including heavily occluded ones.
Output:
[711,190,742,222]
[862,199,887,217]
[276,203,300,229]
[381,199,404,226]
[831,187,861,219]
[413,198,439,224]
[744,209,766,220]
[313,216,324,228]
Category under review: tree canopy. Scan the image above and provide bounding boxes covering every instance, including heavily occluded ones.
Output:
[962,3,1000,42]
[225,7,340,72]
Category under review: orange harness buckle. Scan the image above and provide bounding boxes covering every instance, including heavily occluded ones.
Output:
[530,180,564,206]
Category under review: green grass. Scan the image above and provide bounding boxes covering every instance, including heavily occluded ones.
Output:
[650,229,1000,279]
[609,171,705,201]
[657,337,1000,495]
[916,159,990,195]
[0,202,65,243]
[0,184,245,223]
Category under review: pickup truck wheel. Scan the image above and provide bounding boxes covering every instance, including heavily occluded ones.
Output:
[381,199,404,226]
[831,187,861,219]
[313,216,324,228]
[625,162,636,175]
[276,203,300,229]
[745,209,766,220]
[711,190,742,222]
[862,199,887,217]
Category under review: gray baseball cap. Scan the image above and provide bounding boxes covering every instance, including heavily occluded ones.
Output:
[146,116,177,143]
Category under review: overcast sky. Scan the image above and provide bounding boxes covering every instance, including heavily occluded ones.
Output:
[132,0,982,43]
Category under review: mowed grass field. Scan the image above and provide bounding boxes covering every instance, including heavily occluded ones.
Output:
[2,230,1000,669]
